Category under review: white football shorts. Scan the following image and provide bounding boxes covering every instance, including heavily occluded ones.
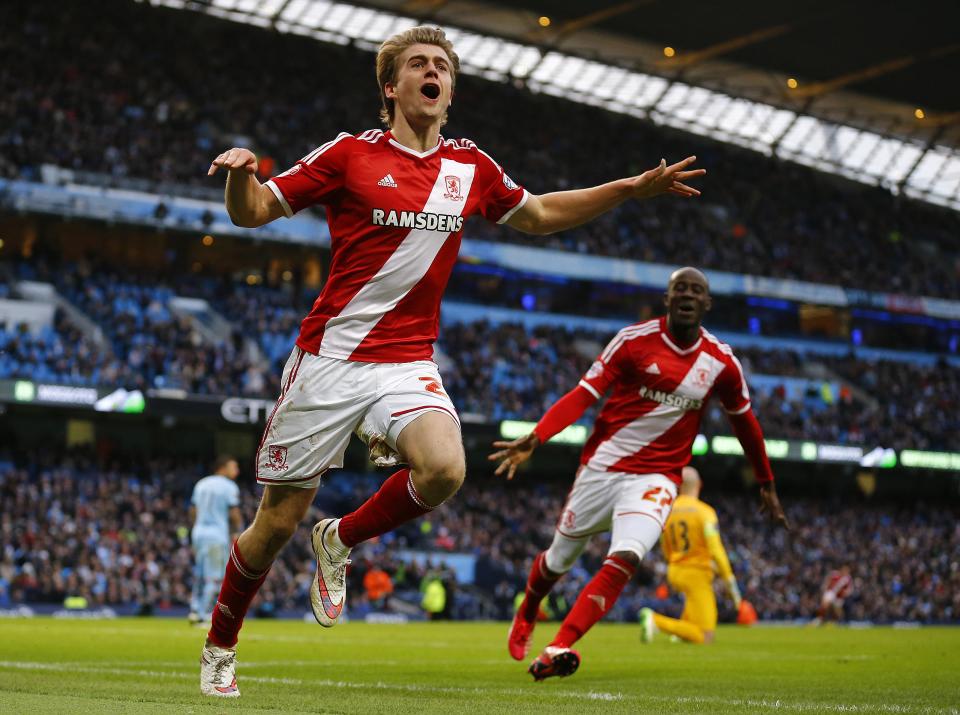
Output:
[544,467,678,572]
[822,590,845,607]
[255,347,460,489]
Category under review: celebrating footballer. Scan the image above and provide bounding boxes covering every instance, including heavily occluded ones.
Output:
[490,267,789,680]
[202,25,705,697]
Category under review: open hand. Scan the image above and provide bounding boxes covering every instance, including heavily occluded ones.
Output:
[487,433,540,480]
[630,156,705,199]
[208,147,258,176]
[759,482,790,530]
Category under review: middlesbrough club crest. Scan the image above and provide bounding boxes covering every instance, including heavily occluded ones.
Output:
[443,175,464,201]
[267,444,288,471]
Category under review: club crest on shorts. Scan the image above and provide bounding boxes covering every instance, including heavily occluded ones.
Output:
[561,508,576,530]
[267,444,288,471]
[443,175,464,201]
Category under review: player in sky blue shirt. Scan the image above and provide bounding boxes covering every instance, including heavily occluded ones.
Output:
[189,455,243,624]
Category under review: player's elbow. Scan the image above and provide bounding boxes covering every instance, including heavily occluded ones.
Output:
[227,207,250,227]
[226,197,274,228]
[510,196,553,235]
[512,215,549,236]
[527,208,556,235]
[228,209,264,229]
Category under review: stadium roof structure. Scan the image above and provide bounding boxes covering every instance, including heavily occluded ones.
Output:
[494,0,960,114]
[141,0,960,211]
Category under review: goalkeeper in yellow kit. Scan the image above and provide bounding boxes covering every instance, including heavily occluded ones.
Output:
[639,466,742,644]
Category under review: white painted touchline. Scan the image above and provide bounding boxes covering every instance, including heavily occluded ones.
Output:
[0,660,957,714]
[0,661,621,702]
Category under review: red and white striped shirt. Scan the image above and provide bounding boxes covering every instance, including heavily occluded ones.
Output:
[266,129,527,362]
[825,571,853,598]
[578,317,751,482]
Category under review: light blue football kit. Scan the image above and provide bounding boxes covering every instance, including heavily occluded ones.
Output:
[190,475,240,618]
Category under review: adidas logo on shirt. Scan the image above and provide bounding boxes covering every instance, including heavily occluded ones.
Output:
[378,173,398,188]
[645,362,661,375]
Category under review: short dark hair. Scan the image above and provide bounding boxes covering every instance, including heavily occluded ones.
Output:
[212,454,237,473]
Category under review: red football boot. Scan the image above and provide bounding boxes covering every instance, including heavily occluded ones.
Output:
[508,611,536,661]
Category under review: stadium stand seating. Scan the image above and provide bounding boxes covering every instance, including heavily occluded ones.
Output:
[1,0,958,298]
[1,258,957,448]
[1,451,956,624]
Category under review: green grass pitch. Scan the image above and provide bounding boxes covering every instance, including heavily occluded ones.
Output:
[0,618,957,714]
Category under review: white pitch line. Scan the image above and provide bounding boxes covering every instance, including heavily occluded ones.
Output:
[0,660,956,714]
[13,659,404,669]
[55,626,461,647]
[0,661,622,702]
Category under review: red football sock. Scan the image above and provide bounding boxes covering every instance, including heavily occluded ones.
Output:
[337,468,433,548]
[519,551,561,622]
[207,541,270,648]
[551,555,635,649]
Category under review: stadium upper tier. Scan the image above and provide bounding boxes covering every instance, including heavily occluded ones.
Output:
[1,0,958,299]
[1,451,956,623]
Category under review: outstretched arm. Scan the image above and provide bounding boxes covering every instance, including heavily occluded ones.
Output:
[488,385,597,480]
[506,156,705,235]
[208,147,285,228]
[728,409,790,530]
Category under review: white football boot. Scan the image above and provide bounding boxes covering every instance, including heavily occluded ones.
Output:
[310,518,351,627]
[199,643,240,698]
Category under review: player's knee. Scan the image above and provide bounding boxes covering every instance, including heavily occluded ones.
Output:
[253,510,299,550]
[414,452,466,502]
[545,540,580,574]
[609,549,641,570]
[544,551,573,575]
[609,536,650,564]
[422,462,465,501]
[703,630,715,644]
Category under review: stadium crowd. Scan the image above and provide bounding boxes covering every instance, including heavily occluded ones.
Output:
[437,321,960,451]
[2,0,959,298]
[2,255,958,450]
[58,277,262,397]
[6,260,280,397]
[1,452,957,625]
[765,355,960,451]
[0,308,113,386]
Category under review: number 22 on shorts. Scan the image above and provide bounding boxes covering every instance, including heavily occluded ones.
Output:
[642,486,674,507]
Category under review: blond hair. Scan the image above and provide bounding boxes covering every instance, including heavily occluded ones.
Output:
[376,26,460,127]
